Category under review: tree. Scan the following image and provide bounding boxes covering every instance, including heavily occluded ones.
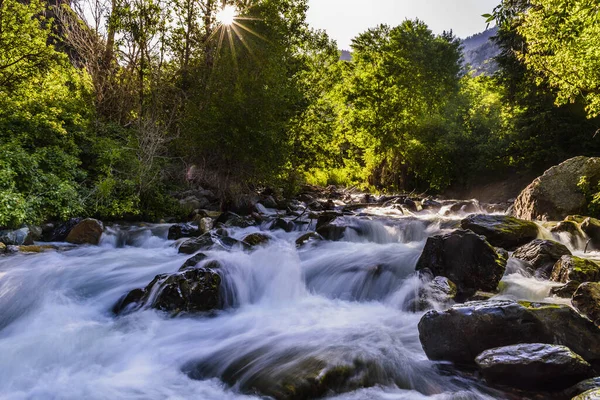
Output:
[516,0,600,118]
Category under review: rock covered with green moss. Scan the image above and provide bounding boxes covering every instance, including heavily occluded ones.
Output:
[573,282,600,326]
[551,255,600,283]
[460,214,539,250]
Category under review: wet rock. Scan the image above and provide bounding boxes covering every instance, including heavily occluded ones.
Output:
[242,232,271,248]
[261,195,278,209]
[418,300,600,367]
[114,267,221,315]
[409,275,457,312]
[564,377,600,399]
[421,199,442,212]
[459,214,539,250]
[316,224,347,241]
[573,283,600,326]
[415,230,506,298]
[512,239,571,278]
[199,217,213,233]
[168,223,202,240]
[269,218,294,232]
[186,352,382,400]
[551,281,582,298]
[449,200,480,214]
[0,242,5,253]
[295,232,324,248]
[0,227,34,246]
[552,220,581,236]
[551,255,600,284]
[475,343,593,391]
[512,156,600,221]
[582,217,600,250]
[41,218,82,242]
[573,388,600,399]
[179,253,209,271]
[316,211,342,230]
[215,212,255,228]
[179,233,216,254]
[403,198,418,213]
[66,219,103,245]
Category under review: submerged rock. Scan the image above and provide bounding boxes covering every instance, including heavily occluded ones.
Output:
[168,223,202,240]
[418,300,600,367]
[66,218,103,245]
[551,255,600,284]
[415,230,506,297]
[573,283,600,326]
[475,343,593,391]
[460,214,539,250]
[114,266,222,315]
[512,239,571,277]
[512,156,600,221]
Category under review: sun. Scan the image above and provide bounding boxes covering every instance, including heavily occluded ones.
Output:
[216,5,237,26]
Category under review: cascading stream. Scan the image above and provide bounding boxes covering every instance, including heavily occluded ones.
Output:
[0,209,595,399]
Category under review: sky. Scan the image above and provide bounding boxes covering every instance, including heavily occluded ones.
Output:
[306,0,500,50]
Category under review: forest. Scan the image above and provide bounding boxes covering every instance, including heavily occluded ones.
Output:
[1,0,600,227]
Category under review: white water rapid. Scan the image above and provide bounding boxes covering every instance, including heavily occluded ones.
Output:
[0,209,595,400]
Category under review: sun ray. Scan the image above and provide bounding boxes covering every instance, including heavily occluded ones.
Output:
[227,26,238,72]
[230,23,256,60]
[232,20,269,43]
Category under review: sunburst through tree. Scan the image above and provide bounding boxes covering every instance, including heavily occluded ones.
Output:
[209,1,266,68]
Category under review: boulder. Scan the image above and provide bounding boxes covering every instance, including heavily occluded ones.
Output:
[512,156,600,221]
[269,218,294,232]
[421,199,442,212]
[418,300,600,367]
[552,220,581,236]
[179,253,209,271]
[564,377,600,399]
[415,230,506,297]
[573,283,600,326]
[242,233,271,248]
[215,212,255,228]
[475,343,593,391]
[41,218,82,242]
[185,352,383,400]
[168,223,202,240]
[551,255,600,284]
[460,214,539,250]
[295,232,323,248]
[316,224,347,241]
[0,227,34,246]
[573,389,600,400]
[551,281,582,298]
[113,266,221,315]
[448,200,480,214]
[65,219,103,245]
[179,233,216,254]
[512,239,571,277]
[582,218,600,250]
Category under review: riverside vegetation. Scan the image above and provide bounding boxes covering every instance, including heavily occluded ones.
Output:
[1,0,600,226]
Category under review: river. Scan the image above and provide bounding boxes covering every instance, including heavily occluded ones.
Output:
[0,206,594,399]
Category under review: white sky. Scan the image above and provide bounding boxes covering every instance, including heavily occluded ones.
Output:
[306,0,500,50]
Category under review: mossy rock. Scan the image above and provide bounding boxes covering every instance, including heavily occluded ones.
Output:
[460,214,539,250]
[573,388,600,399]
[551,255,600,283]
[572,282,600,327]
[242,232,271,248]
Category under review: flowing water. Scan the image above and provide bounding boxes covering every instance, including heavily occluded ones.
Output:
[0,207,595,400]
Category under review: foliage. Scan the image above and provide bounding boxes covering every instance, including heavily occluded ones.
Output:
[578,176,600,218]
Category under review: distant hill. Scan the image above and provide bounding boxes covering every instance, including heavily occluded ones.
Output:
[461,27,500,76]
[338,28,500,76]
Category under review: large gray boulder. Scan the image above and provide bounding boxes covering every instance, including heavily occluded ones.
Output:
[512,239,571,277]
[512,156,600,221]
[573,282,600,326]
[460,214,539,250]
[475,343,593,391]
[418,300,600,367]
[415,230,506,297]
